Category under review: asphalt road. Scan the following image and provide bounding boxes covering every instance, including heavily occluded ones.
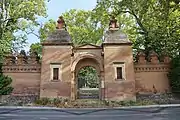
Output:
[0,106,180,120]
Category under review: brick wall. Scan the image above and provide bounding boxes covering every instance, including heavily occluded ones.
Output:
[103,44,136,101]
[40,44,72,98]
[1,48,172,101]
[134,51,171,94]
[2,52,41,96]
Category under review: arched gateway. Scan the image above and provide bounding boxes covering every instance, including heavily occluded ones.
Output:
[71,52,104,100]
[2,16,171,102]
[40,16,136,101]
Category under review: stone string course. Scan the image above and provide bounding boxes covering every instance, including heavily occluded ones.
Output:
[2,65,41,73]
[134,64,169,72]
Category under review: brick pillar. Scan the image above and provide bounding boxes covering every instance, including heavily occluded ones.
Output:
[71,71,75,101]
[100,71,105,100]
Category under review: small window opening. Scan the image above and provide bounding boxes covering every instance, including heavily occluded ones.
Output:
[53,68,59,80]
[116,67,122,79]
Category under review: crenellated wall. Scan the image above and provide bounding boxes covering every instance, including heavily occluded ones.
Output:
[1,49,172,100]
[134,51,171,94]
[2,52,41,96]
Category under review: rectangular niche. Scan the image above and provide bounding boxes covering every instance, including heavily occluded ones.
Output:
[113,62,126,81]
[50,63,62,81]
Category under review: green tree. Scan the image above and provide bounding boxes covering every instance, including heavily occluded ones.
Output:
[30,19,56,57]
[78,67,99,88]
[31,9,136,55]
[30,43,43,58]
[0,73,13,95]
[39,9,106,45]
[0,0,48,58]
[168,55,180,92]
[95,0,180,56]
[62,9,104,45]
[30,9,105,55]
[0,0,49,95]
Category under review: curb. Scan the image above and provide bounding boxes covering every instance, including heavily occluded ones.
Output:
[0,104,180,110]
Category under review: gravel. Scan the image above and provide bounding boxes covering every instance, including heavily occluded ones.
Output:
[137,93,180,104]
[0,95,39,106]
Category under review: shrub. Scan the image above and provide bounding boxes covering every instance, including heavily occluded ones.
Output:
[168,55,180,93]
[103,100,110,106]
[135,100,156,106]
[34,97,51,105]
[52,98,63,107]
[0,73,13,95]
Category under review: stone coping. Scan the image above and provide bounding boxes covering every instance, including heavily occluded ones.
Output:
[2,65,41,73]
[42,42,73,46]
[134,64,169,72]
[102,42,132,46]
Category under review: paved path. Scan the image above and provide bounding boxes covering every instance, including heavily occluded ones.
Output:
[0,105,180,120]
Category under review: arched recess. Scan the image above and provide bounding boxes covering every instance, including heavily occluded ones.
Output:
[71,53,104,100]
[71,53,103,72]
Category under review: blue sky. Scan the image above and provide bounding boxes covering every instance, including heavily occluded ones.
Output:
[27,0,97,50]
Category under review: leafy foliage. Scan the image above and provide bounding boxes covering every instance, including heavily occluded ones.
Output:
[0,73,13,95]
[78,66,99,88]
[0,0,48,58]
[31,8,136,55]
[62,9,104,45]
[38,19,56,43]
[30,43,42,58]
[0,0,48,96]
[95,0,180,56]
[30,19,56,57]
[168,55,180,92]
[29,1,179,92]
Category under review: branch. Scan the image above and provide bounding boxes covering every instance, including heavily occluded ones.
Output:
[112,7,148,35]
[130,10,148,34]
[25,30,40,38]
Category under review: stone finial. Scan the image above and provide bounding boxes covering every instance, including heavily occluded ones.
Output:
[163,55,171,64]
[16,50,28,65]
[149,50,159,64]
[137,51,147,64]
[17,54,26,65]
[29,52,39,64]
[56,16,67,30]
[109,16,119,30]
[4,53,15,65]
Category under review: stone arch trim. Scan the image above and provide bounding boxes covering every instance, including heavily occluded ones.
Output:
[70,53,104,100]
[71,53,103,72]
